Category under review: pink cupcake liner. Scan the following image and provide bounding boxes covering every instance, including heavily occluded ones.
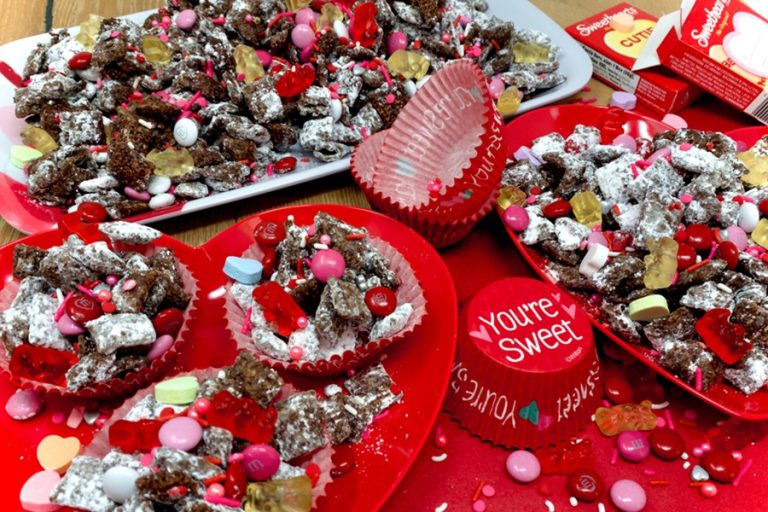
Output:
[225,236,427,377]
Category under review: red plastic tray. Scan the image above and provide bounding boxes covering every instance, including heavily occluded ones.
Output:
[0,204,458,512]
[499,104,768,420]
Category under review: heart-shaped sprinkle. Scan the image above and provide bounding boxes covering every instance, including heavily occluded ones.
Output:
[519,400,540,426]
[691,465,710,482]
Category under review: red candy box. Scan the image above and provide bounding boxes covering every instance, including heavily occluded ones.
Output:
[445,277,602,448]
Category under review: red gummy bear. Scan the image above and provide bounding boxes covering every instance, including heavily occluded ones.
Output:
[276,65,316,98]
[206,390,277,445]
[349,2,379,48]
[9,344,79,386]
[695,308,750,365]
[109,418,164,453]
[600,107,627,145]
[225,461,248,501]
[252,281,307,337]
[535,437,595,475]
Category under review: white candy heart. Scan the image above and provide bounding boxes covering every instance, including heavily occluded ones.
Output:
[723,12,768,78]
[579,243,609,278]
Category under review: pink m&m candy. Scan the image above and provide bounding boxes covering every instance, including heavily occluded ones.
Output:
[617,431,650,462]
[295,7,318,26]
[488,77,505,99]
[176,9,197,30]
[57,311,85,336]
[147,334,174,361]
[503,205,530,232]
[725,226,748,251]
[158,417,203,451]
[242,444,281,481]
[6,389,44,420]
[506,450,541,483]
[387,32,408,54]
[255,50,272,68]
[610,479,646,512]
[310,249,346,282]
[291,24,315,49]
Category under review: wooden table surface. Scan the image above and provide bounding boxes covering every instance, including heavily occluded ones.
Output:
[0,0,678,247]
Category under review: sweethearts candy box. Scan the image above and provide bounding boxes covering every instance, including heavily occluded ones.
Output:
[566,3,704,115]
[636,0,768,124]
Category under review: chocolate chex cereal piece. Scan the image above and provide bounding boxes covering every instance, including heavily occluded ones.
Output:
[274,391,327,461]
[99,222,162,245]
[86,313,156,354]
[344,363,403,416]
[50,456,113,511]
[222,351,283,407]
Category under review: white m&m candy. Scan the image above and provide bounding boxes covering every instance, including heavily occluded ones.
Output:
[738,202,760,232]
[579,243,609,278]
[173,118,199,147]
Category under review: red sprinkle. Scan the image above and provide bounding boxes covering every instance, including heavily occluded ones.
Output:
[345,233,366,241]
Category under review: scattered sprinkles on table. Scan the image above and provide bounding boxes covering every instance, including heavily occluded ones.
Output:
[11,0,564,219]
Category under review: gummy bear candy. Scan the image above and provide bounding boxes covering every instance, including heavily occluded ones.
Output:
[751,218,768,249]
[643,236,678,289]
[234,44,265,83]
[142,35,173,66]
[695,308,749,365]
[109,418,164,453]
[569,191,602,228]
[244,476,313,512]
[512,42,550,64]
[496,186,527,210]
[497,86,522,117]
[317,3,344,29]
[206,390,277,445]
[226,462,249,501]
[146,148,195,177]
[387,50,430,81]
[9,344,78,386]
[74,14,103,50]
[276,65,316,98]
[349,2,379,48]
[594,401,657,436]
[21,125,58,154]
[252,281,308,337]
[534,438,596,475]
[738,143,768,188]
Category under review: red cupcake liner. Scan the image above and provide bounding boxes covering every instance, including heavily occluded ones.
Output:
[370,60,505,221]
[444,277,603,449]
[225,234,427,377]
[86,366,334,506]
[0,239,201,400]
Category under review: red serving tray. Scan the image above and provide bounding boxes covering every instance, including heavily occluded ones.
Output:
[499,104,768,420]
[0,204,458,512]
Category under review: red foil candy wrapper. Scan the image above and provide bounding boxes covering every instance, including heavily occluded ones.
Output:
[444,277,602,448]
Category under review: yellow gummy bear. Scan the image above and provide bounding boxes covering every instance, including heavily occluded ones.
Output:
[497,186,527,210]
[569,191,602,228]
[497,85,521,117]
[317,3,344,29]
[643,237,678,289]
[286,0,312,12]
[387,50,430,81]
[20,126,58,154]
[142,35,173,66]
[752,219,768,249]
[74,14,103,51]
[739,147,768,188]
[146,148,195,177]
[244,476,312,512]
[234,44,265,83]
[512,42,551,64]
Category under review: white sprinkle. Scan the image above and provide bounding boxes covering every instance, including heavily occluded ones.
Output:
[138,119,154,129]
[607,251,621,257]
[313,243,329,250]
[431,453,448,462]
[545,499,555,512]
[716,283,733,293]
[683,461,691,470]
[435,503,448,512]
[681,452,689,460]
[55,288,64,305]
[344,404,359,416]
[651,401,670,410]
[569,496,578,507]
[295,279,307,285]
[287,215,295,221]
[127,141,135,150]
[300,238,307,248]
[591,414,596,421]
[598,503,606,512]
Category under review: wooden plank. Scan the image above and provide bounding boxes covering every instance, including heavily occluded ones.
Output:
[0,0,46,44]
[52,0,162,27]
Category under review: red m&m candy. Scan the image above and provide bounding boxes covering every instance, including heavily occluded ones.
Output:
[542,199,571,219]
[718,241,739,270]
[649,427,685,461]
[365,287,397,317]
[153,308,185,338]
[603,376,633,404]
[686,224,713,251]
[66,293,102,324]
[676,243,697,270]
[274,156,297,173]
[254,221,286,247]
[567,468,603,502]
[78,202,108,223]
[701,449,740,483]
[68,52,92,70]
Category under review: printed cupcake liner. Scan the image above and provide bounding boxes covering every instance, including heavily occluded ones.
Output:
[225,235,427,377]
[370,60,504,221]
[85,366,334,506]
[0,239,201,400]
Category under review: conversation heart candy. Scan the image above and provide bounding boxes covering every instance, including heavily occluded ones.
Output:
[224,256,264,285]
[20,470,61,512]
[628,295,669,322]
[155,376,199,405]
[36,435,82,473]
[10,145,43,168]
